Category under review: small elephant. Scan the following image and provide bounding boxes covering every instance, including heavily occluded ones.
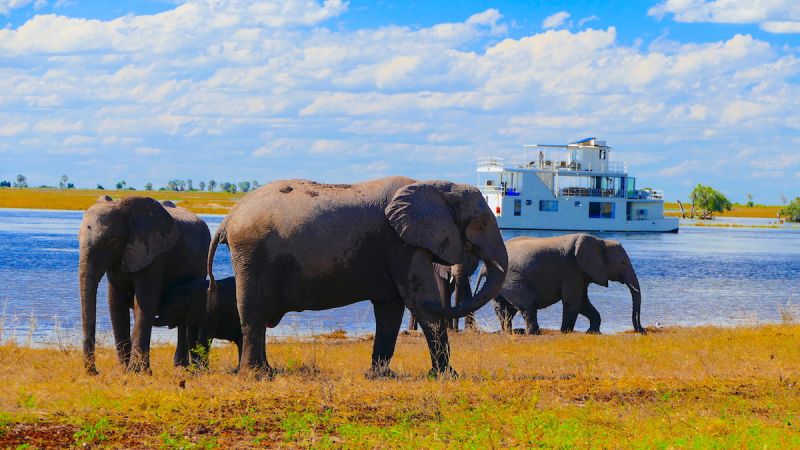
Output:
[407,256,480,331]
[79,196,211,374]
[208,177,508,378]
[154,277,242,369]
[486,234,645,335]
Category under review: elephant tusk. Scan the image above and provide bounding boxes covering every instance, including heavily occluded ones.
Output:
[488,259,505,274]
[627,283,640,294]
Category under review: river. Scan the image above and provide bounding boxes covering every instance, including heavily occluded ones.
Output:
[0,208,798,345]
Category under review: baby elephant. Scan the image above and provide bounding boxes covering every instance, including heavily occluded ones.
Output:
[155,277,242,369]
[485,234,645,335]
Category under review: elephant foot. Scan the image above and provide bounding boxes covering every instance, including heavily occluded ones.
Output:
[126,364,152,375]
[365,365,399,380]
[560,328,575,334]
[240,364,275,380]
[427,366,458,380]
[527,328,541,336]
[228,366,240,375]
[85,366,99,376]
[586,329,601,335]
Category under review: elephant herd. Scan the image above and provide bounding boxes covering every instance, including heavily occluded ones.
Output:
[79,176,644,378]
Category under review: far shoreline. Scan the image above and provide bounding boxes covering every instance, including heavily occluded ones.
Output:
[0,188,789,221]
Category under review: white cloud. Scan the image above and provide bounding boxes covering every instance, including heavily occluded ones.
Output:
[649,0,800,33]
[542,11,570,29]
[578,15,599,27]
[135,147,161,156]
[0,0,34,15]
[761,21,800,33]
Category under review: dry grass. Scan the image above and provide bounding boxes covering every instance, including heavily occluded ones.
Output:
[1,325,799,448]
[665,202,783,219]
[0,188,242,214]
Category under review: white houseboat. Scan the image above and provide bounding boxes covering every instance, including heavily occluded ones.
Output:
[478,137,679,232]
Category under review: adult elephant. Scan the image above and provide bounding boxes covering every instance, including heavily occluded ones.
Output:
[486,234,645,335]
[79,197,211,374]
[407,255,480,332]
[207,177,508,378]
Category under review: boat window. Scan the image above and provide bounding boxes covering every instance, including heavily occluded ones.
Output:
[574,201,582,207]
[526,200,532,206]
[539,200,558,212]
[589,202,615,218]
[514,199,522,216]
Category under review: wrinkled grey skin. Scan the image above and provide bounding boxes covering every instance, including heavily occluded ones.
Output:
[154,277,243,370]
[208,177,508,378]
[487,234,645,335]
[79,197,211,374]
[407,255,480,331]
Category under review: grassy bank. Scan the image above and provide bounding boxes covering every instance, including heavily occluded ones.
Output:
[0,188,242,215]
[664,202,783,219]
[1,325,798,448]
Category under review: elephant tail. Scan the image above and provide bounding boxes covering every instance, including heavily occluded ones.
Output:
[207,218,228,293]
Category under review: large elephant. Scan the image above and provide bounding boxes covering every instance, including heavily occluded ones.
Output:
[407,255,480,331]
[207,177,508,377]
[154,276,242,370]
[487,234,645,335]
[79,197,211,374]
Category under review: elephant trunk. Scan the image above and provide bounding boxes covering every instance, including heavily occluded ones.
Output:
[625,268,646,334]
[423,256,506,319]
[79,253,102,375]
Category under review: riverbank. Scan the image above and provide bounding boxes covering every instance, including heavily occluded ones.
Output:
[0,188,242,214]
[664,202,782,219]
[1,325,798,448]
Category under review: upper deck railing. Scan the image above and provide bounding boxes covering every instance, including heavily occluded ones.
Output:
[477,156,628,174]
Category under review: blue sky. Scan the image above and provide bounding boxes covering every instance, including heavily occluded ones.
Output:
[1,0,799,202]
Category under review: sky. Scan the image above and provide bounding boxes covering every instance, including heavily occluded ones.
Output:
[1,0,799,202]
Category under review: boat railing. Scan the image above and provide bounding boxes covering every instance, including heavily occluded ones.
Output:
[627,189,665,200]
[559,187,624,198]
[477,157,504,171]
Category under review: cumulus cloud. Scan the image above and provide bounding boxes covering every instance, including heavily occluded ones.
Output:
[0,0,798,201]
[649,0,800,33]
[542,11,570,29]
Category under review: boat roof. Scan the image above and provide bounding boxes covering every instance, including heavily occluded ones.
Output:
[523,137,610,150]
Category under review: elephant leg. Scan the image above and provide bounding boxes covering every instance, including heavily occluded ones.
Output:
[434,273,455,331]
[236,274,271,376]
[107,283,132,367]
[128,260,165,373]
[463,312,477,331]
[174,325,190,367]
[561,284,584,333]
[367,299,405,379]
[521,308,541,335]
[493,296,516,333]
[581,299,602,334]
[407,313,418,331]
[417,316,455,377]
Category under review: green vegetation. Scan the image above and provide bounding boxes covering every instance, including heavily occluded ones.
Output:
[779,197,800,222]
[688,184,732,219]
[0,325,798,447]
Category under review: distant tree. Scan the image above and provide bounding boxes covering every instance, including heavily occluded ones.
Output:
[208,180,216,192]
[166,180,178,191]
[746,193,753,208]
[145,182,153,191]
[177,180,186,191]
[0,181,10,187]
[96,184,105,190]
[220,182,237,194]
[59,175,69,189]
[116,181,124,190]
[252,180,260,190]
[780,194,788,205]
[689,184,732,220]
[198,181,206,191]
[238,181,251,193]
[14,174,27,188]
[187,179,194,191]
[779,198,800,222]
[67,182,75,189]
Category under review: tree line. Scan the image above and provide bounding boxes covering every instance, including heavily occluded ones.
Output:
[0,175,261,193]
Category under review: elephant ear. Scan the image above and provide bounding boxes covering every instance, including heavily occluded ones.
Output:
[575,234,609,287]
[121,197,180,272]
[385,182,465,265]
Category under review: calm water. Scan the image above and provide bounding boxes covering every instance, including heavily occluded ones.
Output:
[1,208,799,345]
